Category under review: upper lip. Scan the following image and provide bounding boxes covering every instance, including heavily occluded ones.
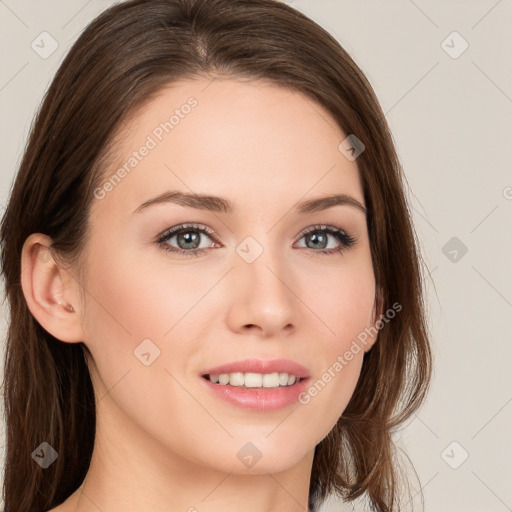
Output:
[201,359,310,379]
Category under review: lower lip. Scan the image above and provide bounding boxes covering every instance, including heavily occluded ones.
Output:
[200,376,310,412]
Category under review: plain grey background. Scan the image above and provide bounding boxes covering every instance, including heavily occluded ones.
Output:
[1,1,511,511]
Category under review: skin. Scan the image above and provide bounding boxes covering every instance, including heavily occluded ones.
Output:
[21,77,380,512]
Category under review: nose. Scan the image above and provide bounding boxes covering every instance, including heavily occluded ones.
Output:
[225,245,297,338]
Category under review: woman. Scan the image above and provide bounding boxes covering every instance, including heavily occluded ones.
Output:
[0,0,432,511]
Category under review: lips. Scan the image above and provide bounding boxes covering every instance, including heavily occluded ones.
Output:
[201,358,310,379]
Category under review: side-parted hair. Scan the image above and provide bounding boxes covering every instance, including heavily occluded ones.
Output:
[0,1,432,510]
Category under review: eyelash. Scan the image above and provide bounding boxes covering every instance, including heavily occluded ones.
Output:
[156,223,357,258]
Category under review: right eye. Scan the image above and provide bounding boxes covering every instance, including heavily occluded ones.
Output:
[157,223,221,257]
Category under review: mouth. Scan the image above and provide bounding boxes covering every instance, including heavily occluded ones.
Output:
[200,368,311,412]
[199,358,311,411]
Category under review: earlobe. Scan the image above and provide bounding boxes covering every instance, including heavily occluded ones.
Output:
[20,233,84,343]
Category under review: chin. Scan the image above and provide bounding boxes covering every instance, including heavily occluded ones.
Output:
[206,438,312,475]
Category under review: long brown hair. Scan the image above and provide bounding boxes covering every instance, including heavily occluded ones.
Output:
[0,0,432,510]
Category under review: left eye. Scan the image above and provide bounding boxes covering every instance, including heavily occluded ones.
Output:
[296,224,356,252]
[157,223,356,257]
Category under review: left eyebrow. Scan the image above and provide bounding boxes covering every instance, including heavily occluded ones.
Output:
[132,191,367,216]
[296,193,367,216]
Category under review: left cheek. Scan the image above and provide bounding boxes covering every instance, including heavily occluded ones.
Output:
[312,268,376,342]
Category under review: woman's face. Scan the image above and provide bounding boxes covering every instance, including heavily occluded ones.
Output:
[77,77,378,475]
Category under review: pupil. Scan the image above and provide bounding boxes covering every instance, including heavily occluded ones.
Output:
[307,232,327,249]
[178,230,200,249]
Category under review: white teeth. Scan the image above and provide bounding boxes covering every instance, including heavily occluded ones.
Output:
[262,372,280,388]
[244,372,262,388]
[207,371,302,387]
[230,372,245,386]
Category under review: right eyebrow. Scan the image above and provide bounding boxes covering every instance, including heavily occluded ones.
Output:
[132,191,235,214]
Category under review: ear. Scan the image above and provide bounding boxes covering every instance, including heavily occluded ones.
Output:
[364,286,385,353]
[20,233,84,343]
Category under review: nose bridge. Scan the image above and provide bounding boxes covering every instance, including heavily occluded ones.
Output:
[228,233,297,333]
[241,234,292,297]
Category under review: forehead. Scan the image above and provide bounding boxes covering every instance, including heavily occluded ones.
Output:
[92,78,364,219]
